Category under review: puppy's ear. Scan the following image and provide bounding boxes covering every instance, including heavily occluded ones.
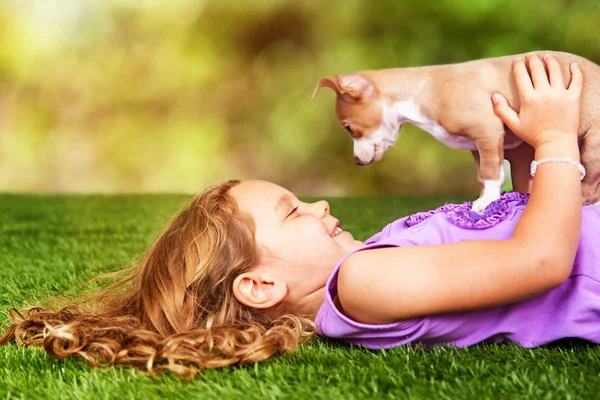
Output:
[312,74,374,101]
[312,76,339,99]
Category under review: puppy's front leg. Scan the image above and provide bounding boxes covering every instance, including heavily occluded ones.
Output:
[471,150,481,169]
[472,136,505,213]
[470,149,482,183]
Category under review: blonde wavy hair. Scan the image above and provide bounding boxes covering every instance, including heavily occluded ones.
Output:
[0,179,315,380]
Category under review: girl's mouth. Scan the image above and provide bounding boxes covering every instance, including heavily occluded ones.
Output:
[331,226,342,237]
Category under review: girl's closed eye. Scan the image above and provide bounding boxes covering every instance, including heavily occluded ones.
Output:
[287,205,299,218]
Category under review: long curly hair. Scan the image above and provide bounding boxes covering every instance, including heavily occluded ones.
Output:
[0,179,315,380]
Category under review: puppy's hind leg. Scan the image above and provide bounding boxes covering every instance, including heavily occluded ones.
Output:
[580,129,600,205]
[504,142,535,194]
[471,135,505,214]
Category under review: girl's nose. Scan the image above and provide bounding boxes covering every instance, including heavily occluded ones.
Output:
[315,200,330,218]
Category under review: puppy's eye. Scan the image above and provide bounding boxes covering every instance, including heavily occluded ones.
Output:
[344,126,354,135]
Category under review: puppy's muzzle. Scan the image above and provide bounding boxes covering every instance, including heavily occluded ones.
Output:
[354,156,369,166]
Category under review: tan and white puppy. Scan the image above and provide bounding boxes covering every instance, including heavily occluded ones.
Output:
[313,51,600,212]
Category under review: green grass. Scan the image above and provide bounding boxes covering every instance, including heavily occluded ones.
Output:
[1,193,599,400]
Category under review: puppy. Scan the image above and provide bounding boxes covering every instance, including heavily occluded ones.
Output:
[313,51,600,212]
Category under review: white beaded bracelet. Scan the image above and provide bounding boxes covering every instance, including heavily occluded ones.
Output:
[530,157,586,180]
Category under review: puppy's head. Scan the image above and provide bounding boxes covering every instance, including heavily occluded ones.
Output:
[312,74,400,166]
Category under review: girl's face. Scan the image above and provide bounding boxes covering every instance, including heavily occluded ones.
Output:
[230,180,363,309]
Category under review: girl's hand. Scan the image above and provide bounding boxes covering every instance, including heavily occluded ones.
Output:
[492,54,583,149]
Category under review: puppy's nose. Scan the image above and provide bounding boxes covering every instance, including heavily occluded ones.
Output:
[354,156,368,167]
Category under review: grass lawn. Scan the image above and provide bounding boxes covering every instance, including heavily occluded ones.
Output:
[1,192,599,399]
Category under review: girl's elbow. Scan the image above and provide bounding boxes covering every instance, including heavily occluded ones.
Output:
[535,250,573,287]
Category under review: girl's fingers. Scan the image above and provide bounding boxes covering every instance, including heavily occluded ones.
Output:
[492,93,520,132]
[544,54,565,88]
[513,58,534,100]
[567,63,583,96]
[527,54,550,89]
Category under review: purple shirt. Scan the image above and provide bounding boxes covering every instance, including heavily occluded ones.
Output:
[314,193,600,349]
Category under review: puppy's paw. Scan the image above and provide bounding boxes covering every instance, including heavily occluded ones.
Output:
[581,181,599,205]
[582,193,600,205]
[472,175,504,214]
[471,197,493,214]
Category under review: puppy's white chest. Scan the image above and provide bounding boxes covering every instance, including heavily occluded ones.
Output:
[420,121,478,151]
[391,100,477,151]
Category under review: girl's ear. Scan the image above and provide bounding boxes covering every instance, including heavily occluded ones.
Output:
[232,269,287,309]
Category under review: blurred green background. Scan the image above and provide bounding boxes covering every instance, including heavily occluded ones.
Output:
[0,0,599,196]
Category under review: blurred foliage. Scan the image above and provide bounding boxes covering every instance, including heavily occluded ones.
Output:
[0,0,599,195]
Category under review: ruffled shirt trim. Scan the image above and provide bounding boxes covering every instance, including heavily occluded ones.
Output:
[405,192,530,230]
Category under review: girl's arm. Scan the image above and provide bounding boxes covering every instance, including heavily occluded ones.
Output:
[338,54,584,324]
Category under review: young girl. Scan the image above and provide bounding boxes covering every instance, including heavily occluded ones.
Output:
[2,55,597,380]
